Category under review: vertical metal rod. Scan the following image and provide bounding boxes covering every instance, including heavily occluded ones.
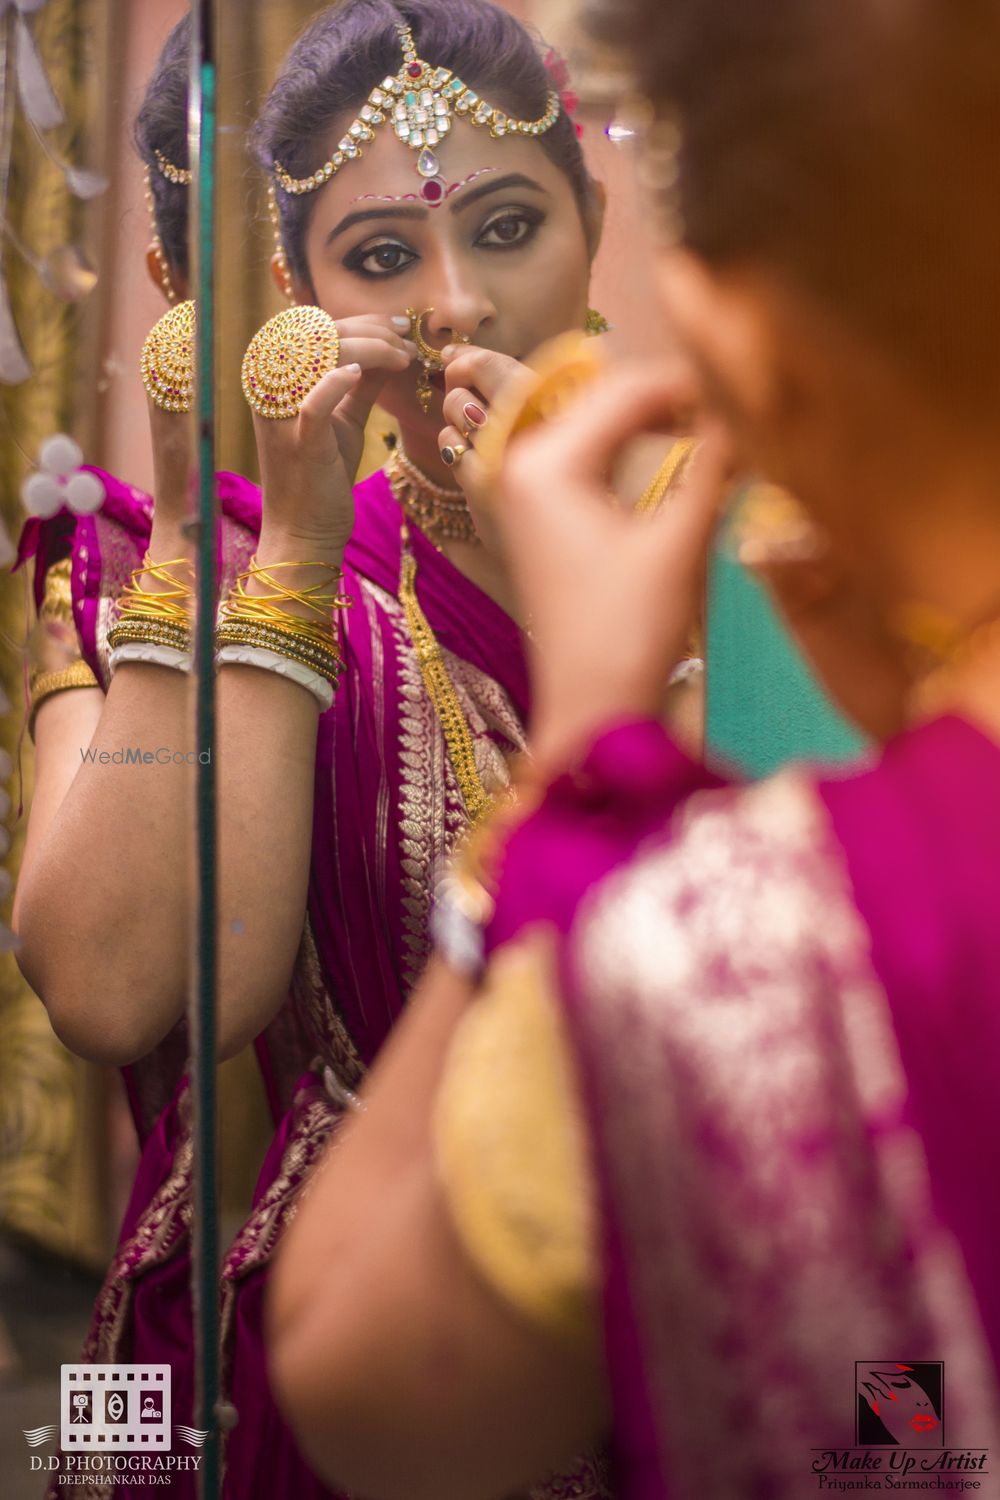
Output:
[188,3,219,1496]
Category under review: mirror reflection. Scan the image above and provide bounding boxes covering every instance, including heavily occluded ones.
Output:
[3,2,696,1494]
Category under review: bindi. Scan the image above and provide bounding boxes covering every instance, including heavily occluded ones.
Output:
[350,166,498,209]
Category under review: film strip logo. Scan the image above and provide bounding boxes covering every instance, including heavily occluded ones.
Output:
[61,1364,171,1452]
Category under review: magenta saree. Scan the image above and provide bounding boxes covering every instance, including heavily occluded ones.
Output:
[487,715,1000,1500]
[219,468,540,1499]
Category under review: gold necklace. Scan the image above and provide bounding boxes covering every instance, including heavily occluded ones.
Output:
[385,442,479,548]
[396,518,495,825]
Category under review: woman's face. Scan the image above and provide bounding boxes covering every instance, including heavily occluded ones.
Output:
[295,117,593,431]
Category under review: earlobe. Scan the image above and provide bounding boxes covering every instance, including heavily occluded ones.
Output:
[146,243,173,303]
[270,250,296,305]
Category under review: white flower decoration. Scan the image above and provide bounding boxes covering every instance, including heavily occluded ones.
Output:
[20,434,106,518]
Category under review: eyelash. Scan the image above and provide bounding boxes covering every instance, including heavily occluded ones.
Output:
[343,206,545,280]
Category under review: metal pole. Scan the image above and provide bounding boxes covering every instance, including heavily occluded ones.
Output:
[187,4,219,1495]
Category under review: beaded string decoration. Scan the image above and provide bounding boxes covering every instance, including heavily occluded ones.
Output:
[144,149,191,304]
[271,22,560,209]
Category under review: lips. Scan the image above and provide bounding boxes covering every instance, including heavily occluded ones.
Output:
[910,1415,937,1433]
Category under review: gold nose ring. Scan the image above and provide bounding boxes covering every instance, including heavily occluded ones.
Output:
[407,308,471,412]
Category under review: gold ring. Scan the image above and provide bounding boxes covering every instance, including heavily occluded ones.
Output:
[140,300,196,413]
[441,443,467,467]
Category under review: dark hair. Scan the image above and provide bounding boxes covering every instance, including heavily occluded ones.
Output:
[251,0,596,284]
[133,16,190,277]
[588,0,1000,415]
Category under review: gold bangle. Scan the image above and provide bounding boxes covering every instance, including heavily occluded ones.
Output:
[28,660,100,740]
[215,620,344,685]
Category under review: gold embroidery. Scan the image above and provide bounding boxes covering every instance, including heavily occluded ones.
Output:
[399,529,493,824]
[434,932,598,1346]
[39,555,74,624]
[289,910,365,1085]
[576,773,1000,1496]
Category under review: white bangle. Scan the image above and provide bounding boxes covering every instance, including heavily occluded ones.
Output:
[214,644,334,711]
[109,643,193,675]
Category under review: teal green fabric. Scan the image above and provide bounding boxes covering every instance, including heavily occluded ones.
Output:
[706,550,864,779]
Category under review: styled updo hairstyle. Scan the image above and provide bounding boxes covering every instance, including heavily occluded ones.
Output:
[588,0,1000,417]
[251,0,597,287]
[133,15,190,278]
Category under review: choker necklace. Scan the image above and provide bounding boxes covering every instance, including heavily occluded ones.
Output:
[385,442,480,549]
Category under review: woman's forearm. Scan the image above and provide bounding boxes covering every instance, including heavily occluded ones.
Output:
[15,523,341,1065]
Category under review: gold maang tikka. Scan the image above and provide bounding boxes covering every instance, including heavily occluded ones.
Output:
[271,23,560,208]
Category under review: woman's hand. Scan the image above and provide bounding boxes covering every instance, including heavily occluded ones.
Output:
[495,360,731,776]
[255,315,416,552]
[438,345,536,552]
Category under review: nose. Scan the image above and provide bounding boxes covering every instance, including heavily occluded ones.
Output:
[422,250,496,346]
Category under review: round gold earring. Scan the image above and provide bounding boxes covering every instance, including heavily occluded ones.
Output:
[242,305,341,419]
[140,300,196,413]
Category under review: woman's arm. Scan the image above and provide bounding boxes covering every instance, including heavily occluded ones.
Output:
[268,957,607,1500]
[14,325,415,1065]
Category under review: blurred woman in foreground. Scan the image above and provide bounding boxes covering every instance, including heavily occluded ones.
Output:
[268,1,1000,1496]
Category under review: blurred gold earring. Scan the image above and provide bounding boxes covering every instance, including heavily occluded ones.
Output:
[585,307,611,336]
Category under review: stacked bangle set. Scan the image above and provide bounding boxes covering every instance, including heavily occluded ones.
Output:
[106,551,350,710]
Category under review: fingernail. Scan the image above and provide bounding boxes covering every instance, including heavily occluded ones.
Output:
[440,344,457,359]
[343,362,362,373]
[463,402,487,428]
[391,315,412,329]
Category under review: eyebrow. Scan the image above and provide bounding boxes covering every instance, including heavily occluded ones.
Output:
[326,173,549,244]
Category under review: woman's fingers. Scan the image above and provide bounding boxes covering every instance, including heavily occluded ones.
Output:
[496,362,706,566]
[442,346,532,405]
[441,385,489,439]
[334,314,418,359]
[336,335,415,372]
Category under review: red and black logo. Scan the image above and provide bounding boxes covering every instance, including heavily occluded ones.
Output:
[856,1363,943,1447]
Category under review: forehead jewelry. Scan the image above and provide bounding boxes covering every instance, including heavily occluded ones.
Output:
[271,22,560,208]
